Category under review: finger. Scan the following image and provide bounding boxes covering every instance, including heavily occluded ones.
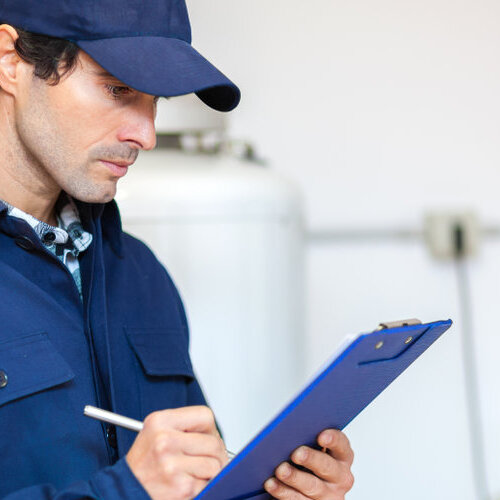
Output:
[274,462,326,499]
[144,406,219,435]
[291,446,344,483]
[172,473,209,499]
[151,429,228,466]
[264,477,309,500]
[317,430,354,465]
[179,432,228,464]
[161,455,223,481]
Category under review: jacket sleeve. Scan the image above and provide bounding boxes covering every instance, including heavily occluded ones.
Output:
[2,457,150,500]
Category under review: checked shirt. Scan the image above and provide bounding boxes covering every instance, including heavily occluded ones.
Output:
[0,194,92,300]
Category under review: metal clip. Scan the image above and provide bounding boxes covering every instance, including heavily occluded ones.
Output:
[376,319,422,331]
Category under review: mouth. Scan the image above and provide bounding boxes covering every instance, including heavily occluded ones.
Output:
[100,160,133,178]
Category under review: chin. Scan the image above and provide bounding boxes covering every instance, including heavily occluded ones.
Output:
[96,191,116,204]
[67,185,117,204]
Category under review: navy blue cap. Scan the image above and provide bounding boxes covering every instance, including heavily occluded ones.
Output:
[0,0,240,112]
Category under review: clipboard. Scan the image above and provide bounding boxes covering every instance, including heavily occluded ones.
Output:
[195,318,452,500]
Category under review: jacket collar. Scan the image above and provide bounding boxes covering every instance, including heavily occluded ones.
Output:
[73,199,124,258]
[0,196,124,258]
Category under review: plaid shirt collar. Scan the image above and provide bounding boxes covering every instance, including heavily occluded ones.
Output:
[0,194,92,255]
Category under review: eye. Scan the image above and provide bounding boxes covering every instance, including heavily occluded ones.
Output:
[105,84,133,99]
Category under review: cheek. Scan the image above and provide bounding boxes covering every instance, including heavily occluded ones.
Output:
[16,91,68,165]
[15,84,97,186]
[43,71,125,153]
[44,88,104,151]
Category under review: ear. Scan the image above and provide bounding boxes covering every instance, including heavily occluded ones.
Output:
[0,24,23,96]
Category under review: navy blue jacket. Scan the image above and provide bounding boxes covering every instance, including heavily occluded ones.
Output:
[0,200,206,499]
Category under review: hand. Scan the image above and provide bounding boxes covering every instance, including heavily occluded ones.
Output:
[264,429,354,499]
[126,406,228,500]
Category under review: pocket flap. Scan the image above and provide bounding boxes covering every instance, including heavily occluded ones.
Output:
[0,333,75,407]
[125,327,194,378]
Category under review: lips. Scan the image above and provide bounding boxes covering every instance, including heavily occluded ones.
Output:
[104,160,133,168]
[100,160,131,177]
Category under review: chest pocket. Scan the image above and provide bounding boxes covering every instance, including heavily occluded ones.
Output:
[125,327,194,377]
[0,333,75,408]
[125,327,195,415]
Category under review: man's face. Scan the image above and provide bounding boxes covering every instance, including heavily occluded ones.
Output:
[14,51,158,203]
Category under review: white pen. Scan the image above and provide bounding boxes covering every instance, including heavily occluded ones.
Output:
[83,405,236,459]
[84,405,144,432]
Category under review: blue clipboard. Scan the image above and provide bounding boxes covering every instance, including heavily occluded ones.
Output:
[195,318,452,500]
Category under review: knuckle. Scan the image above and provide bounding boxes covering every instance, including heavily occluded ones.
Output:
[208,457,222,476]
[201,405,215,423]
[270,480,300,500]
[318,461,333,478]
[161,457,178,477]
[144,411,163,429]
[287,489,302,500]
[153,431,175,457]
[211,435,225,457]
[162,430,176,448]
[344,471,355,491]
[175,476,196,498]
[303,475,323,497]
[153,438,167,458]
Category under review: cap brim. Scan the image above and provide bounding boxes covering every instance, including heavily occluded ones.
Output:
[76,37,240,112]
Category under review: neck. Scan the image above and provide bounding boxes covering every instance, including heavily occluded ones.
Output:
[0,169,60,226]
[0,98,60,226]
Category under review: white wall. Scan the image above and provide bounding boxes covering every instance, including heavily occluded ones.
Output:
[188,0,500,229]
[176,1,500,498]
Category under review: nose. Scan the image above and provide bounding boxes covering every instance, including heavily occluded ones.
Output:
[117,98,157,151]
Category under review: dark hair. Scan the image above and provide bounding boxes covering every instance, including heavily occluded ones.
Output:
[4,25,80,85]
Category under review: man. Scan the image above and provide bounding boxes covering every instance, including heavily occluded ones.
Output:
[0,1,354,499]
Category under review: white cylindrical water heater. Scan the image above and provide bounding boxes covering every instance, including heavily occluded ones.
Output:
[117,148,304,451]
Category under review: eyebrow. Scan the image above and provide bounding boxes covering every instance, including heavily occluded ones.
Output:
[92,68,116,78]
[92,69,161,100]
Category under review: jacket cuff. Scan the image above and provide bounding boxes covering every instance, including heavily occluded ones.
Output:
[89,457,151,500]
